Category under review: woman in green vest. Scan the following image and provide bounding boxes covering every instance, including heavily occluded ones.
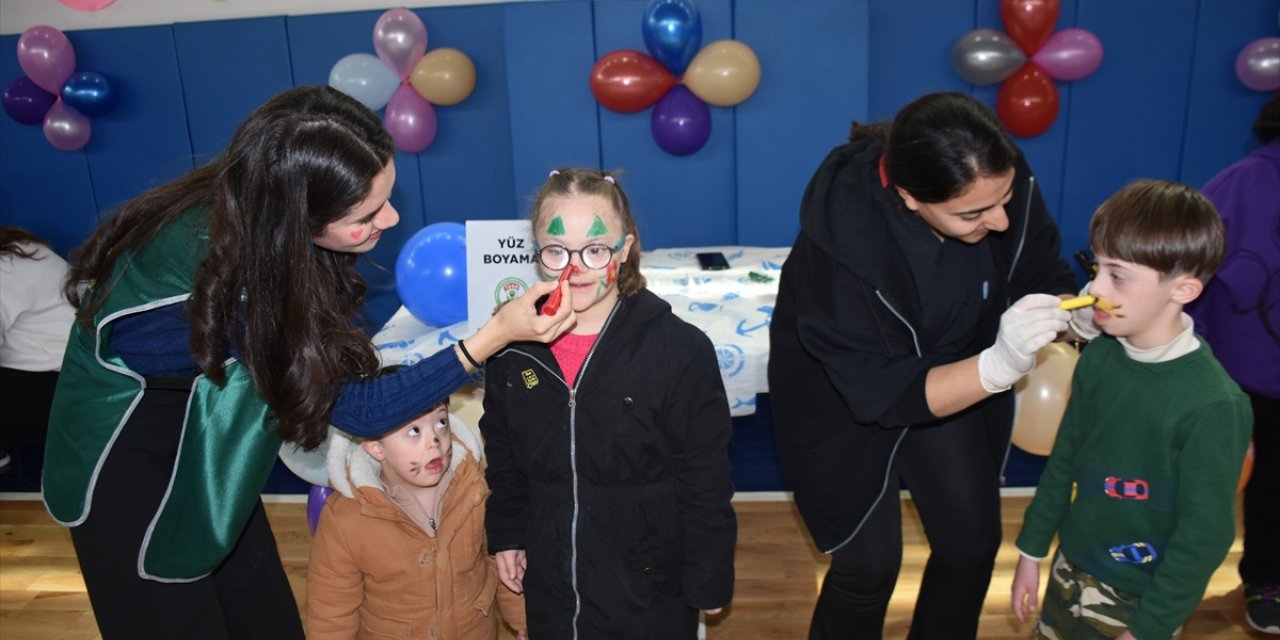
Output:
[41,85,574,640]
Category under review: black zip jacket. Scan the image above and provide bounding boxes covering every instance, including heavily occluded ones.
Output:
[769,137,1077,553]
[482,288,736,639]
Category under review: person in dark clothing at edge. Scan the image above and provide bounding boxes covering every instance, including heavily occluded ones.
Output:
[769,92,1080,638]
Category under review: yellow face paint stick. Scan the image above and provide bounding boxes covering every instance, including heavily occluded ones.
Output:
[1059,295,1097,310]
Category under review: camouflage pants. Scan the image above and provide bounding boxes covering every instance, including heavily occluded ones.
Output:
[1034,552,1142,639]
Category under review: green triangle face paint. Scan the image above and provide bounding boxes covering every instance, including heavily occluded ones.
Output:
[587,214,609,238]
[546,216,565,236]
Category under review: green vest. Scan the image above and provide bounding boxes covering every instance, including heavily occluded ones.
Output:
[42,209,282,581]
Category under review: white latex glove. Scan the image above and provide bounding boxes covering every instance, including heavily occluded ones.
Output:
[1068,281,1101,341]
[978,294,1071,392]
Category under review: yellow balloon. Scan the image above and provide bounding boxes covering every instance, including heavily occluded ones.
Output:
[682,39,761,107]
[1011,342,1080,456]
[409,48,476,106]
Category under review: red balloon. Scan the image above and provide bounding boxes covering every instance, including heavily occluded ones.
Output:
[590,49,676,113]
[996,62,1059,138]
[1001,0,1060,55]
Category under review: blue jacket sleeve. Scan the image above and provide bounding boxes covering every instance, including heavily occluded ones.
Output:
[330,347,470,438]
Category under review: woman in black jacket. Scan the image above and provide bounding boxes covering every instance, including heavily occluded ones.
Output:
[769,93,1078,638]
[481,168,736,639]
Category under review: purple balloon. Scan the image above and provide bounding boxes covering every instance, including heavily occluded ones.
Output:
[17,25,76,95]
[650,85,710,156]
[43,99,91,151]
[1236,37,1280,92]
[384,84,438,153]
[373,8,427,80]
[1032,29,1103,82]
[3,77,57,124]
[307,484,334,534]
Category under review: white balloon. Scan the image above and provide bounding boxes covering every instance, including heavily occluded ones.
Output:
[329,52,400,111]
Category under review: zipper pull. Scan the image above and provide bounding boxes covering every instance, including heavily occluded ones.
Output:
[568,388,577,409]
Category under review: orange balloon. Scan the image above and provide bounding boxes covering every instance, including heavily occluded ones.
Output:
[682,39,761,107]
[1011,342,1079,455]
[409,48,476,106]
[1239,439,1256,495]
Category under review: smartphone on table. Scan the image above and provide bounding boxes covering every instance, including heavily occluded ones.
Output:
[696,251,730,271]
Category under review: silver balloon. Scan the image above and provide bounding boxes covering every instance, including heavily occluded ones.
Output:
[952,28,1027,86]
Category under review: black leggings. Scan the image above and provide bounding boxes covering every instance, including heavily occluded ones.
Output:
[810,411,1003,639]
[1241,392,1280,586]
[68,378,303,640]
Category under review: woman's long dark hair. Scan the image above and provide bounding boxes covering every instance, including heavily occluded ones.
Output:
[66,85,396,448]
[851,92,1018,203]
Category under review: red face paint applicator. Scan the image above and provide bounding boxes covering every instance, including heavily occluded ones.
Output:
[541,264,578,316]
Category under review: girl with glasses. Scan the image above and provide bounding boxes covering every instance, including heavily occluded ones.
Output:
[480,168,737,639]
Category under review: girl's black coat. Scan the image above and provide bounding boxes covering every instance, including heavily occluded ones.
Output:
[482,288,736,639]
[769,137,1077,553]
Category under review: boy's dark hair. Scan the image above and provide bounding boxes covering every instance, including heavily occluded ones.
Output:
[1089,179,1225,283]
[1253,93,1280,143]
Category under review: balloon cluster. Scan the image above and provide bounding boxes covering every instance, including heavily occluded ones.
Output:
[396,222,469,327]
[1235,35,1280,92]
[951,0,1102,138]
[329,8,477,153]
[3,25,117,151]
[590,0,761,156]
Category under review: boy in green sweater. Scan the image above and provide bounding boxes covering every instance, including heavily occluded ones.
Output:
[1010,180,1253,639]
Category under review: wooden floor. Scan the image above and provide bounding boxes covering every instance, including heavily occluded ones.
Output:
[0,495,1267,639]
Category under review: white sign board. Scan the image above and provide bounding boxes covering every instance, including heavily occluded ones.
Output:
[465,220,539,333]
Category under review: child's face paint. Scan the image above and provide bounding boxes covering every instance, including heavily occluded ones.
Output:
[315,162,400,254]
[545,216,566,237]
[363,404,452,491]
[534,194,634,329]
[587,214,609,238]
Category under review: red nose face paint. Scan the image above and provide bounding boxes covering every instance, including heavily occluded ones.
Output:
[541,264,577,316]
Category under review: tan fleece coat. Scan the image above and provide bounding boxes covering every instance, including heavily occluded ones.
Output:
[305,421,526,639]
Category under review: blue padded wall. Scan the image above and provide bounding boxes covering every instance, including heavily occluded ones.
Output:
[505,0,602,209]
[1,0,1275,307]
[174,18,295,161]
[735,0,868,247]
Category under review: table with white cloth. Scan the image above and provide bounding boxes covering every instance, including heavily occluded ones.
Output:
[371,246,789,417]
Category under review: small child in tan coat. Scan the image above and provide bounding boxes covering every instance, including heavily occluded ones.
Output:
[306,400,527,639]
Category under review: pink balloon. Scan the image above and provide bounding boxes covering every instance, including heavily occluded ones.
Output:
[384,84,437,153]
[1032,28,1103,82]
[57,0,117,10]
[18,26,77,95]
[1236,37,1280,92]
[43,99,91,151]
[373,8,428,80]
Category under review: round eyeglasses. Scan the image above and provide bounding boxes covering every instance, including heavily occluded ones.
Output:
[536,238,625,271]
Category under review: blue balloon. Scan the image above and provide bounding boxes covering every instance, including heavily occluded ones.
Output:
[396,222,468,327]
[642,0,702,76]
[60,71,116,117]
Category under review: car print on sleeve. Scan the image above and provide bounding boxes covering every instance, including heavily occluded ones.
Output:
[1110,542,1158,564]
[1104,476,1149,500]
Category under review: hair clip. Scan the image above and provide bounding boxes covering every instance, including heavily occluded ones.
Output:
[549,169,561,178]
[603,175,615,184]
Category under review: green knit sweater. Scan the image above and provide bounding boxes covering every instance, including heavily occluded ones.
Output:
[1015,335,1252,640]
